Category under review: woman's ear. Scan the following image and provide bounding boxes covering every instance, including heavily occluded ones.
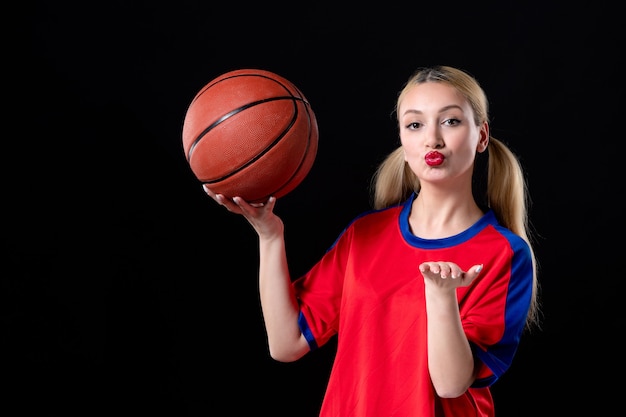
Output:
[477,122,489,153]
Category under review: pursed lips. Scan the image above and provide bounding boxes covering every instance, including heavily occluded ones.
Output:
[425,151,444,166]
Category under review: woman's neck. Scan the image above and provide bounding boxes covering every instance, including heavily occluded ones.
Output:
[408,190,484,239]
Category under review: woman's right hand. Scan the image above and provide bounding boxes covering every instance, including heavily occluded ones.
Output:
[202,185,284,239]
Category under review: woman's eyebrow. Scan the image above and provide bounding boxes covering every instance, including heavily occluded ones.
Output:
[402,104,464,117]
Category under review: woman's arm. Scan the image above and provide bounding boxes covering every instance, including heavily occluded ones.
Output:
[421,262,483,398]
[204,187,309,362]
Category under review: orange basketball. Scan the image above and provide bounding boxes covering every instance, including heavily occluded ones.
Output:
[182,69,319,203]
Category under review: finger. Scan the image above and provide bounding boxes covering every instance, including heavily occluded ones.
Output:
[461,264,484,285]
[439,267,449,278]
[419,264,441,278]
[203,185,233,208]
[449,266,464,279]
[232,197,269,219]
[233,196,259,209]
[265,196,276,210]
[434,262,451,278]
[202,184,216,198]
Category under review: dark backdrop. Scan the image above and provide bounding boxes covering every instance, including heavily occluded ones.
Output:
[6,1,622,416]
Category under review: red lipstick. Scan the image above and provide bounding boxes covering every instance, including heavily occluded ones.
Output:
[425,151,444,166]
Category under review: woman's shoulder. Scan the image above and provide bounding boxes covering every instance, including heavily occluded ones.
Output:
[483,211,531,254]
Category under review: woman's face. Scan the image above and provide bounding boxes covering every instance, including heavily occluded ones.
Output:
[398,82,488,185]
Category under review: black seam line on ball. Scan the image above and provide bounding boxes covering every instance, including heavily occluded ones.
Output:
[194,98,312,183]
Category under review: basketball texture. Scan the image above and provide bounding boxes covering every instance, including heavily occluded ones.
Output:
[182,69,319,203]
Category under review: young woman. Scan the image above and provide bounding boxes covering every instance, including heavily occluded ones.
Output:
[203,65,540,417]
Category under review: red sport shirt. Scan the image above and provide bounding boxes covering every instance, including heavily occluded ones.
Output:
[293,193,533,417]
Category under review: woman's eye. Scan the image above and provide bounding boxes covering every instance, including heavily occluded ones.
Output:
[406,122,421,130]
[443,118,461,126]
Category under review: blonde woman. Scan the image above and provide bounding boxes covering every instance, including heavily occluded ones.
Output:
[204,65,540,417]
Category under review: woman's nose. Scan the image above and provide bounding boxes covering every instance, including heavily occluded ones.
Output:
[425,127,444,148]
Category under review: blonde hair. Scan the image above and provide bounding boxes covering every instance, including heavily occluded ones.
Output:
[371,65,540,330]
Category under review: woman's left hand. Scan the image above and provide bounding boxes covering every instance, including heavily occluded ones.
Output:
[419,261,483,289]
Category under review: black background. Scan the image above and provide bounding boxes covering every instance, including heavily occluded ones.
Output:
[6,1,622,416]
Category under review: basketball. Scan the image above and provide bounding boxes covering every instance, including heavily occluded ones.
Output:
[182,69,319,203]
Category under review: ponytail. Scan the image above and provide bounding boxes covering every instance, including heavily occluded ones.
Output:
[371,147,417,210]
